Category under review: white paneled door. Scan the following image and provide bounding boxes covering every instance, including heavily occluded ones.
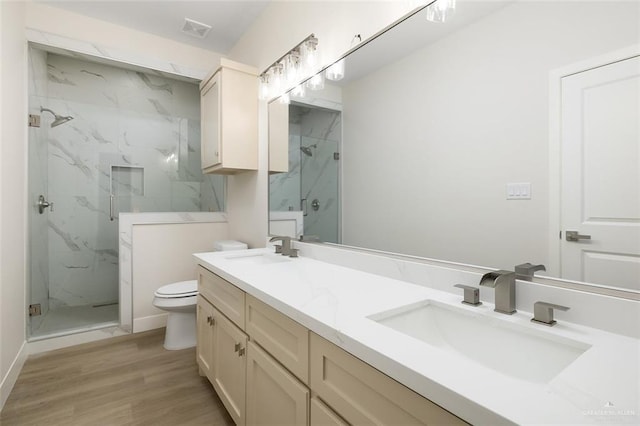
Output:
[561,55,640,291]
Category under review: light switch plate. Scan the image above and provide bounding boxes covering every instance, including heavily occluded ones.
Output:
[506,183,531,200]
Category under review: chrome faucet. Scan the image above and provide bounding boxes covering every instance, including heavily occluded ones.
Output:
[515,263,546,281]
[479,270,516,314]
[269,236,292,256]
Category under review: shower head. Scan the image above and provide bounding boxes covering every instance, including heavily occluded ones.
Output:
[300,144,317,157]
[40,107,74,128]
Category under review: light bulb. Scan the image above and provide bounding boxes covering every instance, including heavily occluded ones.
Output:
[302,36,319,74]
[279,93,290,104]
[426,0,456,23]
[292,83,306,98]
[326,59,345,81]
[307,73,324,91]
[259,75,271,100]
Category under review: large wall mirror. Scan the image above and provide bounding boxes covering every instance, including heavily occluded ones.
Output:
[268,0,640,294]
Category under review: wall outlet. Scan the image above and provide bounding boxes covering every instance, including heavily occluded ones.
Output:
[506,183,531,200]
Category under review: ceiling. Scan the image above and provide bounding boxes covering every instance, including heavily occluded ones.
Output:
[38,0,270,54]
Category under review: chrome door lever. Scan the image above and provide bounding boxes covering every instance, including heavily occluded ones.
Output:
[565,231,591,242]
[38,195,53,214]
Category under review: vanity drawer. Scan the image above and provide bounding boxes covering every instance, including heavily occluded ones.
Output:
[246,294,309,384]
[310,333,467,425]
[198,266,245,329]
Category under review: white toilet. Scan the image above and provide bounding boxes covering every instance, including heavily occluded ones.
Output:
[153,240,248,350]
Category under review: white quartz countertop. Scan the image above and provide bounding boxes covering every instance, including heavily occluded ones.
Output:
[194,248,640,425]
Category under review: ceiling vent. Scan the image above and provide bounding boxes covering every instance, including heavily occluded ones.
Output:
[182,18,212,39]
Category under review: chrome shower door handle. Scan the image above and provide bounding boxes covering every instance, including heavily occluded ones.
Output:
[565,231,591,242]
[110,194,115,221]
[38,195,53,214]
[301,198,308,216]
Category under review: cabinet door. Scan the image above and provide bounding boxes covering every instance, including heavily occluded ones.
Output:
[199,266,245,329]
[310,333,467,425]
[246,294,309,384]
[196,296,216,380]
[310,397,348,426]
[213,308,248,426]
[268,100,289,174]
[246,341,309,426]
[201,72,221,169]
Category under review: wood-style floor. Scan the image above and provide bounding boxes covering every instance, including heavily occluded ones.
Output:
[0,329,234,426]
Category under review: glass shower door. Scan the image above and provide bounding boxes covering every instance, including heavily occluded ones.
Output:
[300,135,340,243]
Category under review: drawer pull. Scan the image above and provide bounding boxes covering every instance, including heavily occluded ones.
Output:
[238,347,245,357]
[234,342,241,352]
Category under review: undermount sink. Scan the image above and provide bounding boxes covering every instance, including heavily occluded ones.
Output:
[224,251,291,265]
[369,300,590,383]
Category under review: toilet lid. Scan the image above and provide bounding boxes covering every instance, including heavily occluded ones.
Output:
[155,280,198,298]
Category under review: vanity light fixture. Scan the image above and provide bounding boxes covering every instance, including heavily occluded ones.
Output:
[326,34,360,81]
[326,59,345,81]
[306,72,325,91]
[426,0,456,23]
[291,83,306,98]
[279,92,291,105]
[258,34,319,101]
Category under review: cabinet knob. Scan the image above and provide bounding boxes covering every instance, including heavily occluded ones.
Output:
[207,315,214,326]
[237,347,245,357]
[234,342,241,352]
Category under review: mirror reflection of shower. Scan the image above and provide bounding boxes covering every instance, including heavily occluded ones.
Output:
[40,107,74,127]
[300,143,317,157]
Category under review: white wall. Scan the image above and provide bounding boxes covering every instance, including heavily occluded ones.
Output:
[341,1,639,271]
[0,0,28,410]
[227,1,416,248]
[131,222,228,332]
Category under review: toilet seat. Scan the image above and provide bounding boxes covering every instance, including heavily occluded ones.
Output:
[154,280,197,298]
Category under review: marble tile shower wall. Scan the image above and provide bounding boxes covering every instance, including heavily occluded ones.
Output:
[269,122,302,211]
[269,105,341,243]
[29,51,224,309]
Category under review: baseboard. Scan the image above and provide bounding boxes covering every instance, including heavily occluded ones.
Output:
[27,325,129,355]
[133,313,167,333]
[0,340,27,411]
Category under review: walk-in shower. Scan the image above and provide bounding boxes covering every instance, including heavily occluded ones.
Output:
[269,104,341,243]
[27,46,225,340]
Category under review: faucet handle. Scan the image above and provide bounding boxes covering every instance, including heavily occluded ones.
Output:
[454,284,482,306]
[515,263,546,281]
[273,244,282,254]
[531,301,570,326]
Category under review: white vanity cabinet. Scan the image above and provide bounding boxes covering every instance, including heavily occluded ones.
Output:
[197,266,248,425]
[200,58,258,174]
[197,264,465,426]
[197,266,310,426]
[309,332,467,425]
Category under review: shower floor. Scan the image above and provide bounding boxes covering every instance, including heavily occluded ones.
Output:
[30,304,119,339]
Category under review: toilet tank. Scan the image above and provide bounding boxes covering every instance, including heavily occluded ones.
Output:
[213,240,248,251]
